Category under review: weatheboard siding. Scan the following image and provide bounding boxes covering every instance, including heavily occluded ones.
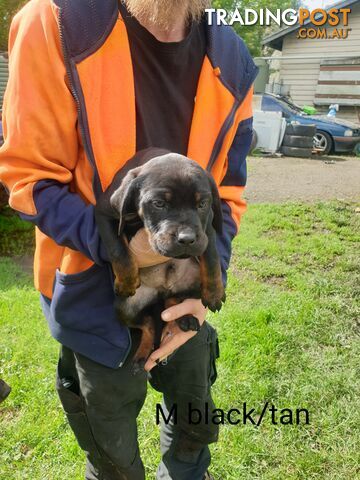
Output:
[278,2,360,123]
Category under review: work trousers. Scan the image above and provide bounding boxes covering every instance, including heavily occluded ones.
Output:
[55,322,220,480]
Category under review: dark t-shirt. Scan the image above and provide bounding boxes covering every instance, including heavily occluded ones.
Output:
[119,3,207,155]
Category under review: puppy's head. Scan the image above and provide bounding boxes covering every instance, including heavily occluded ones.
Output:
[111,152,223,258]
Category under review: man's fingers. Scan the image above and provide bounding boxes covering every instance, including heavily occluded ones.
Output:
[145,299,208,371]
[149,332,190,361]
[160,328,176,343]
[144,331,196,371]
[162,299,202,322]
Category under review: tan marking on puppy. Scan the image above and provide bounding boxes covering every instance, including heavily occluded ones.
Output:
[133,316,156,362]
[112,256,140,297]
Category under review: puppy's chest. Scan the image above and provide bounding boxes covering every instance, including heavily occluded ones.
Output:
[115,259,201,322]
[140,258,201,293]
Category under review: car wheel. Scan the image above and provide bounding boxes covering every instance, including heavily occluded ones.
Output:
[285,124,316,136]
[282,135,314,148]
[313,131,333,155]
[281,146,313,158]
[250,129,258,151]
[354,142,360,157]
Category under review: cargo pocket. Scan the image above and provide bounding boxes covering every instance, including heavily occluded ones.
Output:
[207,324,220,386]
[56,361,101,459]
[148,360,176,394]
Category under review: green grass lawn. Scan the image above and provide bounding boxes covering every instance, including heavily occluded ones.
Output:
[0,202,359,479]
[0,207,34,256]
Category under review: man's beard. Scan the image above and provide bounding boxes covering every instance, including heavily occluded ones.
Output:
[124,0,211,31]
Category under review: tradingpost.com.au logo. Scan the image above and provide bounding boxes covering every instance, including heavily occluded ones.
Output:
[205,7,352,40]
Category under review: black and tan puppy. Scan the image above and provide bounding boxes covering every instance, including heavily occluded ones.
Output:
[95,148,225,371]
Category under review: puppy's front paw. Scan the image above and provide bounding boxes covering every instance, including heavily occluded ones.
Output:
[114,274,140,297]
[112,261,140,297]
[201,283,226,313]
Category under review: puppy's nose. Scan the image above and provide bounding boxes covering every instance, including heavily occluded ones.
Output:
[177,230,197,246]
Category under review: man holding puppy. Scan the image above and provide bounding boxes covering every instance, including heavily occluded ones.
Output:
[0,0,256,478]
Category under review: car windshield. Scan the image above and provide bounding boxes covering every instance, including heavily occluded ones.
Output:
[273,96,303,115]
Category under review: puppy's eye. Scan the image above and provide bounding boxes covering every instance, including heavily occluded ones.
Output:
[152,200,166,209]
[198,200,208,209]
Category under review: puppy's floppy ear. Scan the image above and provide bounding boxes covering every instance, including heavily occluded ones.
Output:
[110,166,143,235]
[206,173,223,234]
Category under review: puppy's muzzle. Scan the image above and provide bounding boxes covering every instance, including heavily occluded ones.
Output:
[151,226,208,259]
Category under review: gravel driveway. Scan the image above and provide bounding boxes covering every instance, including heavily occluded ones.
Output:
[245,155,360,204]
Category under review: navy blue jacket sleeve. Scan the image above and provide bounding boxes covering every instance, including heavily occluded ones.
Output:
[216,201,238,286]
[216,117,253,286]
[20,180,108,265]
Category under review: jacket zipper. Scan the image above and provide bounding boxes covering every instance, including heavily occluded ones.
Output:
[207,100,240,173]
[58,10,132,369]
[58,11,102,199]
[58,21,85,159]
[207,66,258,173]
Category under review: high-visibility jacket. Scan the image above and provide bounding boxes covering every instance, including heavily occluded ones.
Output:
[0,0,258,368]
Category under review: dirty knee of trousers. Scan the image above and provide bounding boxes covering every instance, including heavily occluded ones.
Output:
[174,427,219,464]
[173,400,219,464]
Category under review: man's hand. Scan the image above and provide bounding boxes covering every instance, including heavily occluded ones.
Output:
[144,299,207,372]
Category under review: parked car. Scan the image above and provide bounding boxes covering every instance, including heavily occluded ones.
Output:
[257,93,360,155]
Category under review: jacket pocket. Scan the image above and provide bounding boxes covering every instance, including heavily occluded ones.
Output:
[50,263,121,343]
